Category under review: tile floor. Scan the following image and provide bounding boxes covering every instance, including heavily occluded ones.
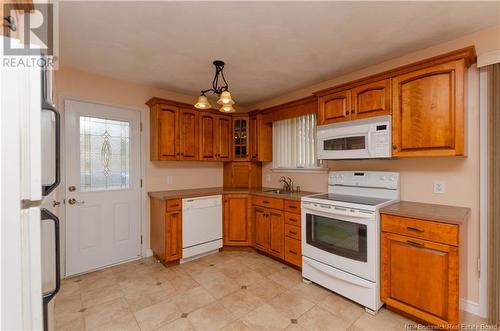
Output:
[55,250,484,331]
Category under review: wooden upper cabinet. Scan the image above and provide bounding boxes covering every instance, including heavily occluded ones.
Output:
[351,79,391,120]
[318,90,351,125]
[217,116,231,161]
[179,108,198,160]
[223,195,251,246]
[392,60,466,157]
[232,117,250,161]
[250,115,272,162]
[199,113,218,160]
[154,105,179,161]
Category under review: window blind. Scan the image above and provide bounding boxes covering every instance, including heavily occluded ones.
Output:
[272,113,321,169]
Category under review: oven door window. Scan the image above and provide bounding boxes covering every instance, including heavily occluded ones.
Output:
[306,213,367,262]
[323,136,366,151]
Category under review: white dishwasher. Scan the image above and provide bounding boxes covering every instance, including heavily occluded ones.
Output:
[182,195,223,262]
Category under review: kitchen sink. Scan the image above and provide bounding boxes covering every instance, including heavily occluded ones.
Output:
[263,189,291,195]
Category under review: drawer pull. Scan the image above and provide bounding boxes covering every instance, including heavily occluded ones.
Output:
[406,226,424,233]
[170,204,180,208]
[406,240,424,248]
[288,205,297,209]
[288,249,298,255]
[288,218,298,223]
[262,201,270,204]
[288,230,298,235]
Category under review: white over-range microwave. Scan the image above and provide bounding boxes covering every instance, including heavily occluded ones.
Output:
[317,115,391,160]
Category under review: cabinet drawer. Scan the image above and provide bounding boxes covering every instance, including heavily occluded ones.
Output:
[166,199,182,212]
[381,214,458,246]
[284,200,300,214]
[284,224,300,240]
[284,237,302,267]
[252,195,283,210]
[284,212,301,227]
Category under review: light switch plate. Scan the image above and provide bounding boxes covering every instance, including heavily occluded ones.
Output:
[433,180,445,194]
[166,176,173,185]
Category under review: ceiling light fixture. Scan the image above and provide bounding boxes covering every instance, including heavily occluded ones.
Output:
[194,60,235,113]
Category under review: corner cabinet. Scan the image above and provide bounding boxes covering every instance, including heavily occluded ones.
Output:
[232,117,250,161]
[250,114,273,162]
[223,194,252,246]
[391,60,466,157]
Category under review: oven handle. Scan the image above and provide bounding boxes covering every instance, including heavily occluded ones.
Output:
[41,208,61,331]
[302,204,375,223]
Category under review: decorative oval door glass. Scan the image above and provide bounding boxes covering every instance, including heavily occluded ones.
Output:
[80,116,130,192]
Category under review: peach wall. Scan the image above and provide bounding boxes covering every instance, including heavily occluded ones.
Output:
[53,67,224,268]
[260,26,500,304]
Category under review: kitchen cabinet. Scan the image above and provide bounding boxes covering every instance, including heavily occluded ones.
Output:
[318,90,351,125]
[380,201,469,328]
[351,79,391,120]
[232,116,250,161]
[179,108,198,160]
[199,113,232,161]
[150,197,182,264]
[223,194,252,246]
[252,205,283,258]
[253,206,268,251]
[150,105,179,161]
[223,162,262,188]
[250,114,273,162]
[391,60,466,157]
[318,79,390,125]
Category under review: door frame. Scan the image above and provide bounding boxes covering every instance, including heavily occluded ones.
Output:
[61,97,147,277]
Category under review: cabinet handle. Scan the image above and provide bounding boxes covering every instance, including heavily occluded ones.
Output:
[288,231,297,235]
[170,204,180,208]
[180,153,184,156]
[288,205,297,209]
[262,201,270,204]
[406,226,424,233]
[288,249,297,255]
[406,240,424,248]
[392,145,398,150]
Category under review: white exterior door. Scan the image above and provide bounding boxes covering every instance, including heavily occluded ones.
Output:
[65,100,141,276]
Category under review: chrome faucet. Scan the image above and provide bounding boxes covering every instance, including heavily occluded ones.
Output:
[279,176,294,192]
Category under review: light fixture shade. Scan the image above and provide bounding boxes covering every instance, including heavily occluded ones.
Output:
[219,104,235,113]
[194,95,212,109]
[217,90,235,105]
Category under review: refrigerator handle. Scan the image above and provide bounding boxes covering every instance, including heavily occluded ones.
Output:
[41,208,61,331]
[41,104,60,197]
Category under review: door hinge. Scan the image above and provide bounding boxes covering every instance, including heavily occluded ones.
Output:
[140,179,143,188]
[140,235,143,244]
[140,122,143,132]
[477,258,481,274]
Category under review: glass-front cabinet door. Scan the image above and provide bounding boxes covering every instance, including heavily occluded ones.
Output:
[232,117,250,161]
[306,213,367,262]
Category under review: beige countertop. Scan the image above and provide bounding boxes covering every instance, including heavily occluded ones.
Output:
[148,187,317,201]
[380,201,470,225]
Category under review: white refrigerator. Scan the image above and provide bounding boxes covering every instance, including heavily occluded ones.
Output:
[1,36,61,331]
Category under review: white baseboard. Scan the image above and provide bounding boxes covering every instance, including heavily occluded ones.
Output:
[460,298,480,316]
[144,249,153,257]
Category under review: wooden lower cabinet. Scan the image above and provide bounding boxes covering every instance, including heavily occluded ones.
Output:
[223,194,252,246]
[252,199,301,267]
[150,197,182,263]
[381,214,460,327]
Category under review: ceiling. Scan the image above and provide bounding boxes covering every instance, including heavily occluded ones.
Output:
[59,1,500,107]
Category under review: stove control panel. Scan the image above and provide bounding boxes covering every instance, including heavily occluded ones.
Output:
[329,171,399,190]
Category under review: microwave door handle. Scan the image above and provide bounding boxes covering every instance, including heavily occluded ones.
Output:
[41,103,60,196]
[41,208,61,331]
[366,129,372,156]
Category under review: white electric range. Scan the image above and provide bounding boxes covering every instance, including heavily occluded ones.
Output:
[301,171,400,313]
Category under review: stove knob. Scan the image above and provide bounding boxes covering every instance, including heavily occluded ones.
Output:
[389,176,395,181]
[381,176,386,181]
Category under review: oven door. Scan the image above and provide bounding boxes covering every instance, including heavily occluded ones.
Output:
[301,203,377,282]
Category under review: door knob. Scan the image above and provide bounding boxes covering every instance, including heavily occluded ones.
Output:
[68,198,84,205]
[68,186,76,192]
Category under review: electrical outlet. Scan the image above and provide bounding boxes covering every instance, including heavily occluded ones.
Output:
[265,174,271,183]
[166,176,173,185]
[433,180,445,194]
